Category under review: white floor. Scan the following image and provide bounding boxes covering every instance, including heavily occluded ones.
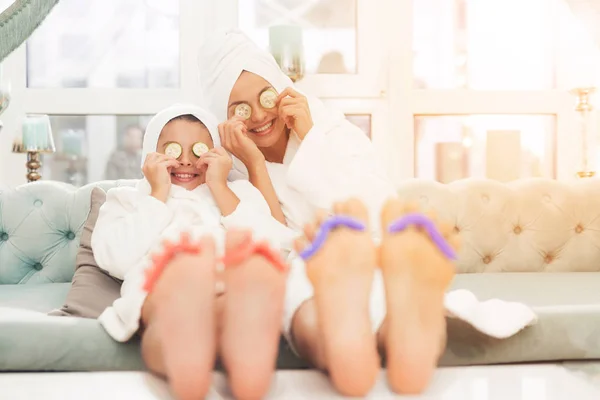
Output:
[2,365,599,399]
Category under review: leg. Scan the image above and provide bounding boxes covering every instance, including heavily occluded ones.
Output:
[379,200,460,394]
[140,236,218,400]
[292,199,380,397]
[289,299,327,370]
[220,230,286,400]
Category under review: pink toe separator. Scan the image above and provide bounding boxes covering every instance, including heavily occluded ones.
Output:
[220,236,288,273]
[143,232,202,293]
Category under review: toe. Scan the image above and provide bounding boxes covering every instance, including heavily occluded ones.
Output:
[344,198,369,222]
[294,236,311,254]
[381,198,407,231]
[333,201,345,215]
[447,231,462,252]
[437,220,453,238]
[316,209,329,225]
[198,235,217,256]
[304,222,318,242]
[402,202,420,215]
[425,209,438,223]
[225,229,252,252]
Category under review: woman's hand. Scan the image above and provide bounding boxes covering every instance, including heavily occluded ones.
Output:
[197,147,232,188]
[277,87,313,139]
[142,152,180,202]
[218,116,265,169]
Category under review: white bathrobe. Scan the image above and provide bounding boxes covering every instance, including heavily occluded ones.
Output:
[197,31,538,342]
[92,104,294,342]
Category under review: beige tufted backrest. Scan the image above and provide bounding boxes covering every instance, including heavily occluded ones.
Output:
[397,178,600,273]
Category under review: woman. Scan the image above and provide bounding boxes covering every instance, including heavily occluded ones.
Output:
[197,30,455,396]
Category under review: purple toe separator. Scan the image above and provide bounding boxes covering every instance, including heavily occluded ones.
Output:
[299,216,366,260]
[387,213,457,260]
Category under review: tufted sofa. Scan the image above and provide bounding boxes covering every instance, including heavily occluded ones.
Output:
[2,178,600,372]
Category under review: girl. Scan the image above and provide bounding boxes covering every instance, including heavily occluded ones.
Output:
[92,104,294,400]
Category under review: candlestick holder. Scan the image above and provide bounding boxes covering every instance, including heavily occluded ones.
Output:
[570,87,597,178]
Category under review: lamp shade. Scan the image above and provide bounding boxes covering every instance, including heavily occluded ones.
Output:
[14,114,56,153]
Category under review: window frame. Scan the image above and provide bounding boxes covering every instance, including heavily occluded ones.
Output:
[0,0,585,187]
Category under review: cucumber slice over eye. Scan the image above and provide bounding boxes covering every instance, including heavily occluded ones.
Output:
[234,103,252,120]
[165,142,182,159]
[260,88,277,109]
[192,142,209,157]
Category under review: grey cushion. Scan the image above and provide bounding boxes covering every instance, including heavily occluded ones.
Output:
[441,272,600,366]
[49,187,123,318]
[4,272,600,371]
[0,315,145,371]
[0,313,307,371]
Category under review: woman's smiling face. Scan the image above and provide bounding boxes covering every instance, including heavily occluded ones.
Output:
[227,71,287,148]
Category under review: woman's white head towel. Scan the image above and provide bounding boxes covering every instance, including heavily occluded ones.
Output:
[140,103,221,168]
[197,29,344,128]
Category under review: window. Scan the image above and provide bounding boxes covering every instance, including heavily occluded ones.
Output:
[415,115,556,182]
[413,0,556,89]
[27,0,180,88]
[239,0,357,74]
[42,115,151,185]
[1,0,596,187]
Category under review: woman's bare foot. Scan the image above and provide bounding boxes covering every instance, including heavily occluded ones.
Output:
[220,230,286,400]
[141,236,217,400]
[294,199,380,397]
[379,200,460,394]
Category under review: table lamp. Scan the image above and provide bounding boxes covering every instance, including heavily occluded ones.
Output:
[12,114,56,182]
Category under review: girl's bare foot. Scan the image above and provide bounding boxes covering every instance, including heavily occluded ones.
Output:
[294,199,380,397]
[220,230,286,400]
[141,236,217,400]
[379,200,459,394]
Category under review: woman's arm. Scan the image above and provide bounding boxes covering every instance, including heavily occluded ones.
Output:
[248,162,287,225]
[208,182,240,216]
[221,180,296,251]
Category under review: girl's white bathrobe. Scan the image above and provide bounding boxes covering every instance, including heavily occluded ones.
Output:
[197,31,538,341]
[92,104,295,342]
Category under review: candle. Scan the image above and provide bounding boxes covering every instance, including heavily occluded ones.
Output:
[269,25,303,57]
[269,25,305,81]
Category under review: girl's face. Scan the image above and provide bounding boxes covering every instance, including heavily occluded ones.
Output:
[156,118,214,190]
[227,71,287,149]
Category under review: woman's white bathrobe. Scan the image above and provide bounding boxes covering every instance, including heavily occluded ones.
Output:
[197,31,538,341]
[198,31,396,337]
[92,104,294,342]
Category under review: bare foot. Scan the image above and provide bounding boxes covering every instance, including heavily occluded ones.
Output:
[220,230,287,400]
[141,236,217,400]
[294,199,380,397]
[379,200,459,394]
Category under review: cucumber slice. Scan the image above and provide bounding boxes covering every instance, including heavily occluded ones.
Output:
[192,142,209,157]
[260,88,277,109]
[234,103,252,120]
[165,142,182,159]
